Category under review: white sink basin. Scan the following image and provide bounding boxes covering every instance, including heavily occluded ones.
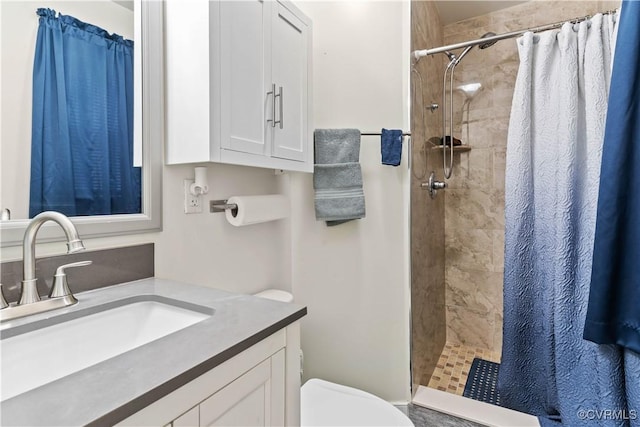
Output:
[0,299,210,401]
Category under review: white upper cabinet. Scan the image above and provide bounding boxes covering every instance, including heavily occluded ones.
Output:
[220,0,271,157]
[271,3,308,162]
[166,0,313,172]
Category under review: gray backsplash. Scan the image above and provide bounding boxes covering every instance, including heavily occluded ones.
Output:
[1,244,154,303]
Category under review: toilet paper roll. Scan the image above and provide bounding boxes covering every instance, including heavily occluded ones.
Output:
[225,195,289,226]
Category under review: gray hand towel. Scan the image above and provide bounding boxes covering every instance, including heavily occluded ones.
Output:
[314,129,366,226]
[314,129,361,163]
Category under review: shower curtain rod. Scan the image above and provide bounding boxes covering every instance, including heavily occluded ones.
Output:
[412,9,617,60]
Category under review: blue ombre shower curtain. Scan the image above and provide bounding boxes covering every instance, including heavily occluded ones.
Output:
[499,13,639,426]
[30,8,140,217]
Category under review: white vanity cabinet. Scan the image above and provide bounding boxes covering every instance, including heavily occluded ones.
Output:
[165,0,313,173]
[198,351,284,426]
[118,323,301,427]
[169,352,284,427]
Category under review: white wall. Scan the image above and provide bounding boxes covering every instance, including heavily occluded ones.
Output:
[293,1,412,403]
[154,163,291,295]
[0,1,134,219]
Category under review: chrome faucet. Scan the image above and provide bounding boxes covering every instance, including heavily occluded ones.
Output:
[0,212,91,323]
[20,211,86,304]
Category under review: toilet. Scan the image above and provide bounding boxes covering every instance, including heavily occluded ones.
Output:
[254,289,414,427]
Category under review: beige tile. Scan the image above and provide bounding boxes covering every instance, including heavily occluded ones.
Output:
[492,230,505,273]
[492,64,519,107]
[446,147,493,190]
[460,148,493,188]
[428,341,492,396]
[444,14,492,39]
[598,1,621,12]
[492,104,513,121]
[446,304,495,349]
[492,59,520,82]
[411,0,448,392]
[490,9,536,33]
[460,117,507,150]
[444,156,466,190]
[457,105,498,124]
[534,1,600,26]
[493,148,507,191]
[493,312,504,358]
[483,270,503,319]
[489,2,538,26]
[490,39,520,68]
[446,266,502,316]
[411,140,430,182]
[445,228,494,270]
[445,265,477,307]
[445,187,505,231]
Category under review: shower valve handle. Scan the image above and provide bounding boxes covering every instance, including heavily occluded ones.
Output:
[421,172,447,199]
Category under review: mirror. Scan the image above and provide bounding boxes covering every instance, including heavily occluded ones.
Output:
[0,1,162,247]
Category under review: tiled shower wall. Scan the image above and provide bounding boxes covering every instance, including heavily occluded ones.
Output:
[441,0,620,354]
[410,0,446,391]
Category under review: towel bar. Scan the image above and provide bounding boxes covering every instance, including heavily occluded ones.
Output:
[360,132,411,137]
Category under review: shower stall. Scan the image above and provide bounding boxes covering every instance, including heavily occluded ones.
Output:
[409,0,620,403]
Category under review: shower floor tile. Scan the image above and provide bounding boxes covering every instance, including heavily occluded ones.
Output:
[427,342,501,395]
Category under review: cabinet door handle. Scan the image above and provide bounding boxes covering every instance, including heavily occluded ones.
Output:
[267,83,276,127]
[276,86,283,129]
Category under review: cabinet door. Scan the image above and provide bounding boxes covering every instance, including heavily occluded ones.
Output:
[199,350,285,427]
[220,0,272,156]
[271,3,309,162]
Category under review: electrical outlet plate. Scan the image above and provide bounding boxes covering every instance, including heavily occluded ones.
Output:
[183,179,202,214]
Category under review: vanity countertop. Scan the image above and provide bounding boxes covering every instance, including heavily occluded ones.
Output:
[0,278,307,426]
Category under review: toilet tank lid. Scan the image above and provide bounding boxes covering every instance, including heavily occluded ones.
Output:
[253,289,294,303]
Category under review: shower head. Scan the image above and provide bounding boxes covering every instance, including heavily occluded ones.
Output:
[456,83,483,100]
[441,32,498,66]
[479,32,498,49]
[450,32,496,66]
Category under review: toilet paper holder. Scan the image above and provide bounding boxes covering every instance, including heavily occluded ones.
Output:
[210,200,239,215]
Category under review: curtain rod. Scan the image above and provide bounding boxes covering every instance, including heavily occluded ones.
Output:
[413,9,618,60]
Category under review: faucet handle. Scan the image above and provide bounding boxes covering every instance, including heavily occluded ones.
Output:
[50,261,92,300]
[0,284,8,309]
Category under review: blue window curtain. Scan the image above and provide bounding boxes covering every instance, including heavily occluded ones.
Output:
[29,8,141,218]
[585,0,640,355]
